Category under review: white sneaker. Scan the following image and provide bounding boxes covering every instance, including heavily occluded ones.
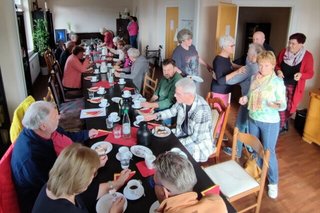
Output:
[268,184,278,199]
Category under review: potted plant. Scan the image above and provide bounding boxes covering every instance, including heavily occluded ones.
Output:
[33,19,49,75]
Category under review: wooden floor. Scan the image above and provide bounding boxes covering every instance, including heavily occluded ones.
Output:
[222,103,320,213]
[31,71,320,213]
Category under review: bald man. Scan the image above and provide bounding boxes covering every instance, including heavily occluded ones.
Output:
[234,31,274,66]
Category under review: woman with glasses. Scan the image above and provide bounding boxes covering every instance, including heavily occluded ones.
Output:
[275,33,314,133]
[33,144,130,213]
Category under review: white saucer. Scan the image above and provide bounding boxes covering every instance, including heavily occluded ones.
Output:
[99,103,110,108]
[97,91,106,95]
[118,81,126,85]
[149,201,160,213]
[132,104,142,109]
[96,192,127,213]
[122,94,131,98]
[187,75,204,83]
[133,121,141,127]
[116,152,133,161]
[91,79,99,83]
[100,70,107,73]
[110,116,120,123]
[111,97,122,103]
[93,71,100,74]
[123,185,144,200]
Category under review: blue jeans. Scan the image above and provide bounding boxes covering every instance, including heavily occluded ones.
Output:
[235,105,249,157]
[249,118,280,184]
[129,35,138,48]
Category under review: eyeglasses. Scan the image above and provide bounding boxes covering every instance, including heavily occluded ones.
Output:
[151,176,171,193]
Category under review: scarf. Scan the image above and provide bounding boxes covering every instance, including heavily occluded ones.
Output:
[283,46,306,66]
[248,73,273,112]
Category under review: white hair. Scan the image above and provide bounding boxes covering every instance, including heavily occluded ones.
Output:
[175,78,196,95]
[247,43,264,56]
[177,29,193,43]
[219,35,235,49]
[127,48,140,59]
[22,101,55,130]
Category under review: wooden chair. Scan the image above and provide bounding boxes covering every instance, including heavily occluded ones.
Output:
[44,49,55,71]
[204,127,270,213]
[0,144,21,213]
[142,72,158,100]
[52,60,63,79]
[148,63,156,80]
[203,92,231,164]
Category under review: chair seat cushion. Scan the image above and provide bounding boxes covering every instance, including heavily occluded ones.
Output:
[204,160,259,198]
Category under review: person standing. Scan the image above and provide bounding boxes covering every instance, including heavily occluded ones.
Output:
[127,16,139,48]
[276,33,314,132]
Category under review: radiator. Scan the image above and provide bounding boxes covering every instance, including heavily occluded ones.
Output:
[28,52,40,84]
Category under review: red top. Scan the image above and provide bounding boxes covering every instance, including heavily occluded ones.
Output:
[104,32,114,48]
[276,48,314,113]
[51,131,73,155]
[63,55,90,88]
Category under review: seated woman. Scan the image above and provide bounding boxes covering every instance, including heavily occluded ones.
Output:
[107,40,125,65]
[114,48,149,91]
[62,46,93,89]
[99,27,114,48]
[33,144,130,213]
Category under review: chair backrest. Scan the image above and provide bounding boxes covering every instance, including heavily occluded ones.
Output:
[52,60,63,79]
[51,68,67,103]
[142,72,158,100]
[48,76,63,109]
[232,127,270,183]
[44,49,55,71]
[9,96,35,143]
[0,144,21,213]
[148,63,156,80]
[206,93,231,162]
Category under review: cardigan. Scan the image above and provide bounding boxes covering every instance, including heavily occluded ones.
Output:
[276,48,314,113]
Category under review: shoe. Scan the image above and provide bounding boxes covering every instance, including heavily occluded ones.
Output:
[268,184,278,199]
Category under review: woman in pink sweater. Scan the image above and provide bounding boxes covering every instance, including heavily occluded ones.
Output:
[127,16,139,48]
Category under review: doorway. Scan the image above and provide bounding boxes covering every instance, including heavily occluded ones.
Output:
[165,7,179,58]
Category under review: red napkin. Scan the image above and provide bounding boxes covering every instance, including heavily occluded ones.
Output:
[94,81,114,89]
[104,127,138,147]
[139,108,153,114]
[114,171,136,182]
[122,87,135,91]
[201,185,220,196]
[92,129,110,139]
[136,161,155,177]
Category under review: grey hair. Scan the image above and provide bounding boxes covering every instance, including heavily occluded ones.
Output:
[99,27,107,34]
[175,78,196,95]
[219,35,235,49]
[177,29,193,43]
[22,101,55,130]
[247,43,264,56]
[154,152,197,195]
[127,48,140,59]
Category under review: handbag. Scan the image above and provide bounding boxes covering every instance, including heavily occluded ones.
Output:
[244,147,261,182]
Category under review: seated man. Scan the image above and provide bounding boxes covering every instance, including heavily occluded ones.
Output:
[11,101,98,213]
[144,78,215,162]
[141,58,182,111]
[114,48,149,91]
[153,152,227,212]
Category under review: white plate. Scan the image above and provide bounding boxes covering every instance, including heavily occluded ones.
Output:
[111,97,122,103]
[118,81,126,85]
[149,201,160,213]
[116,152,133,161]
[132,104,142,109]
[187,75,204,83]
[110,116,120,123]
[130,145,153,158]
[152,126,171,138]
[99,103,110,108]
[131,94,142,100]
[91,141,113,154]
[133,121,140,127]
[97,91,106,95]
[80,108,106,119]
[91,79,99,83]
[170,148,188,159]
[96,192,127,213]
[123,185,144,200]
[122,94,131,98]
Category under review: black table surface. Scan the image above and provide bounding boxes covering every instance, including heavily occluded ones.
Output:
[81,74,236,213]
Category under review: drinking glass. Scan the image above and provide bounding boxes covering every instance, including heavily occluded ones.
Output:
[106,117,113,130]
[113,124,122,139]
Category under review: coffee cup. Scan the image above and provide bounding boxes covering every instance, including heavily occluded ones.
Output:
[109,112,118,122]
[94,68,99,73]
[118,146,130,159]
[123,90,131,97]
[107,63,112,67]
[98,87,105,94]
[127,179,143,196]
[133,99,141,108]
[100,99,108,106]
[119,78,125,84]
[101,55,106,60]
[145,154,156,169]
[91,76,97,82]
[135,115,144,124]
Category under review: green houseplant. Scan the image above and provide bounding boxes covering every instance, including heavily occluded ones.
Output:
[33,19,49,74]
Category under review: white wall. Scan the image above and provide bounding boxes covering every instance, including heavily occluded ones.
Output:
[46,0,133,33]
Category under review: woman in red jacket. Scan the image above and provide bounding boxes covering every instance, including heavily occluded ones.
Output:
[276,33,314,132]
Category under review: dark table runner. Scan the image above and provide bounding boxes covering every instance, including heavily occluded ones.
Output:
[81,73,236,213]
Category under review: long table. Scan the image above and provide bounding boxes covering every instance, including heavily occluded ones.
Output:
[81,74,236,213]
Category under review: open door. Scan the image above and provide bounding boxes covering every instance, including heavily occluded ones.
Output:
[165,7,179,58]
[215,2,238,57]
